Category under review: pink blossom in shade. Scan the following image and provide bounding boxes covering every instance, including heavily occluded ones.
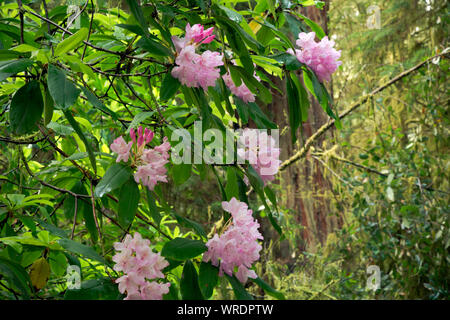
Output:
[222,73,256,104]
[203,198,263,284]
[112,232,170,300]
[110,136,132,163]
[237,129,281,185]
[287,31,342,82]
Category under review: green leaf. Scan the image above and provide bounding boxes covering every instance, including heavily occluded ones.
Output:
[226,274,254,300]
[0,59,33,81]
[225,167,239,200]
[43,86,54,126]
[292,12,326,39]
[247,102,277,129]
[172,163,191,186]
[127,111,155,134]
[198,261,219,299]
[172,213,207,239]
[161,237,207,261]
[137,37,171,57]
[94,163,132,198]
[0,256,32,299]
[126,0,150,37]
[81,87,120,122]
[67,181,98,242]
[54,28,88,56]
[216,16,254,74]
[118,178,140,227]
[286,73,301,143]
[47,64,80,110]
[160,71,181,101]
[64,278,122,300]
[180,260,204,300]
[33,218,69,239]
[146,189,162,226]
[63,109,97,173]
[9,80,44,135]
[290,72,310,122]
[247,166,282,236]
[58,238,106,264]
[251,277,285,300]
[115,24,145,36]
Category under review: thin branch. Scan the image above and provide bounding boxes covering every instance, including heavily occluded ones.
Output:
[71,196,78,240]
[22,8,169,66]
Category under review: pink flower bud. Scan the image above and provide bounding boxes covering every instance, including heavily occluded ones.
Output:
[144,128,154,144]
[130,128,136,144]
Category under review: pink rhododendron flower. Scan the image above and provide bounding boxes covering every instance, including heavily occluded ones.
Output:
[110,126,171,191]
[203,197,263,284]
[287,31,342,82]
[237,129,281,185]
[171,24,223,91]
[110,136,132,163]
[222,73,256,103]
[172,46,223,91]
[185,23,215,44]
[113,232,170,300]
[222,61,259,103]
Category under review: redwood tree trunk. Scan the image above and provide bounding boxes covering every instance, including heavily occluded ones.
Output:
[264,1,342,256]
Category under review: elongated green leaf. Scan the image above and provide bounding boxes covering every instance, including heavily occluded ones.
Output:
[63,109,97,173]
[66,181,98,242]
[94,163,132,198]
[160,71,181,101]
[286,73,301,143]
[161,237,207,261]
[172,212,207,239]
[58,238,106,264]
[198,261,219,299]
[225,167,239,200]
[216,16,253,74]
[146,189,162,226]
[127,111,155,134]
[290,72,310,122]
[180,260,203,300]
[0,257,32,299]
[47,64,80,110]
[64,278,122,300]
[43,86,54,126]
[55,28,88,56]
[9,80,43,135]
[137,37,171,57]
[118,178,140,227]
[0,59,33,81]
[226,274,254,300]
[251,277,286,300]
[126,0,149,37]
[172,163,191,186]
[81,87,120,122]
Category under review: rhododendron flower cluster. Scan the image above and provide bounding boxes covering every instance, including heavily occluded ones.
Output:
[113,232,170,300]
[171,24,224,90]
[203,197,263,284]
[222,63,258,103]
[237,129,281,185]
[287,31,342,82]
[110,126,171,191]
